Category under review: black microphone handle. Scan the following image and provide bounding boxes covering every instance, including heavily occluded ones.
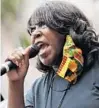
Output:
[0,44,40,76]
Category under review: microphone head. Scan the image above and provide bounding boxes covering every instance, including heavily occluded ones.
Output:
[29,44,40,58]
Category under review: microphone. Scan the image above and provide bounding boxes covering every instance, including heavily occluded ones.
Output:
[0,44,40,76]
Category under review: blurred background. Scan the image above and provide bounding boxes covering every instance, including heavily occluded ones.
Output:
[0,0,99,103]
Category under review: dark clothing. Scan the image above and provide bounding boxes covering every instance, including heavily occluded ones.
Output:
[25,62,99,108]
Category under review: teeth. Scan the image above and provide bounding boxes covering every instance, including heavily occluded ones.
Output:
[36,42,49,50]
[39,43,44,49]
[41,44,46,49]
[39,44,48,54]
[36,42,43,48]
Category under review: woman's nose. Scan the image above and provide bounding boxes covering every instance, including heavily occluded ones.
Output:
[31,31,42,44]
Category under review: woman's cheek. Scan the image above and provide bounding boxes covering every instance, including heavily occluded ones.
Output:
[39,47,56,66]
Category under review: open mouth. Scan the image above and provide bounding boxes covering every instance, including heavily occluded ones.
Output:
[36,42,48,49]
[38,44,50,58]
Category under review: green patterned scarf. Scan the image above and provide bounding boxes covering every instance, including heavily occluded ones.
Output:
[57,35,84,83]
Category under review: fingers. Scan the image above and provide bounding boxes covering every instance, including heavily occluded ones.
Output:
[6,47,25,67]
[5,47,31,81]
[6,46,31,67]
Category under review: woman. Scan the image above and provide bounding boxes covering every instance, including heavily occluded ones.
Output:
[7,1,99,108]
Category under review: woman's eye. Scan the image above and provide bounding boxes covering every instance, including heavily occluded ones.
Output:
[31,27,36,33]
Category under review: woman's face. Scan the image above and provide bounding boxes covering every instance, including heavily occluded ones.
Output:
[30,25,65,66]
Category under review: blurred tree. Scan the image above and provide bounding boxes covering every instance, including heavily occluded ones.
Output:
[19,32,31,48]
[1,0,22,21]
[1,0,31,48]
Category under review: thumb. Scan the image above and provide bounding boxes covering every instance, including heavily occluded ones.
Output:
[23,46,31,62]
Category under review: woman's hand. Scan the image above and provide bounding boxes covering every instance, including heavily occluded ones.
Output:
[6,46,31,82]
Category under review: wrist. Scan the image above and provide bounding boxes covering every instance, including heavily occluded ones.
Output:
[8,79,24,88]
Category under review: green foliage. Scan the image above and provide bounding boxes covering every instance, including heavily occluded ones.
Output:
[1,0,22,20]
[1,0,31,48]
[19,32,31,48]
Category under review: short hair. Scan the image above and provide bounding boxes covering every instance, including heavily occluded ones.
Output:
[27,1,99,72]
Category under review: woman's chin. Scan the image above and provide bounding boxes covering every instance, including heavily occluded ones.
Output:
[40,57,53,66]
